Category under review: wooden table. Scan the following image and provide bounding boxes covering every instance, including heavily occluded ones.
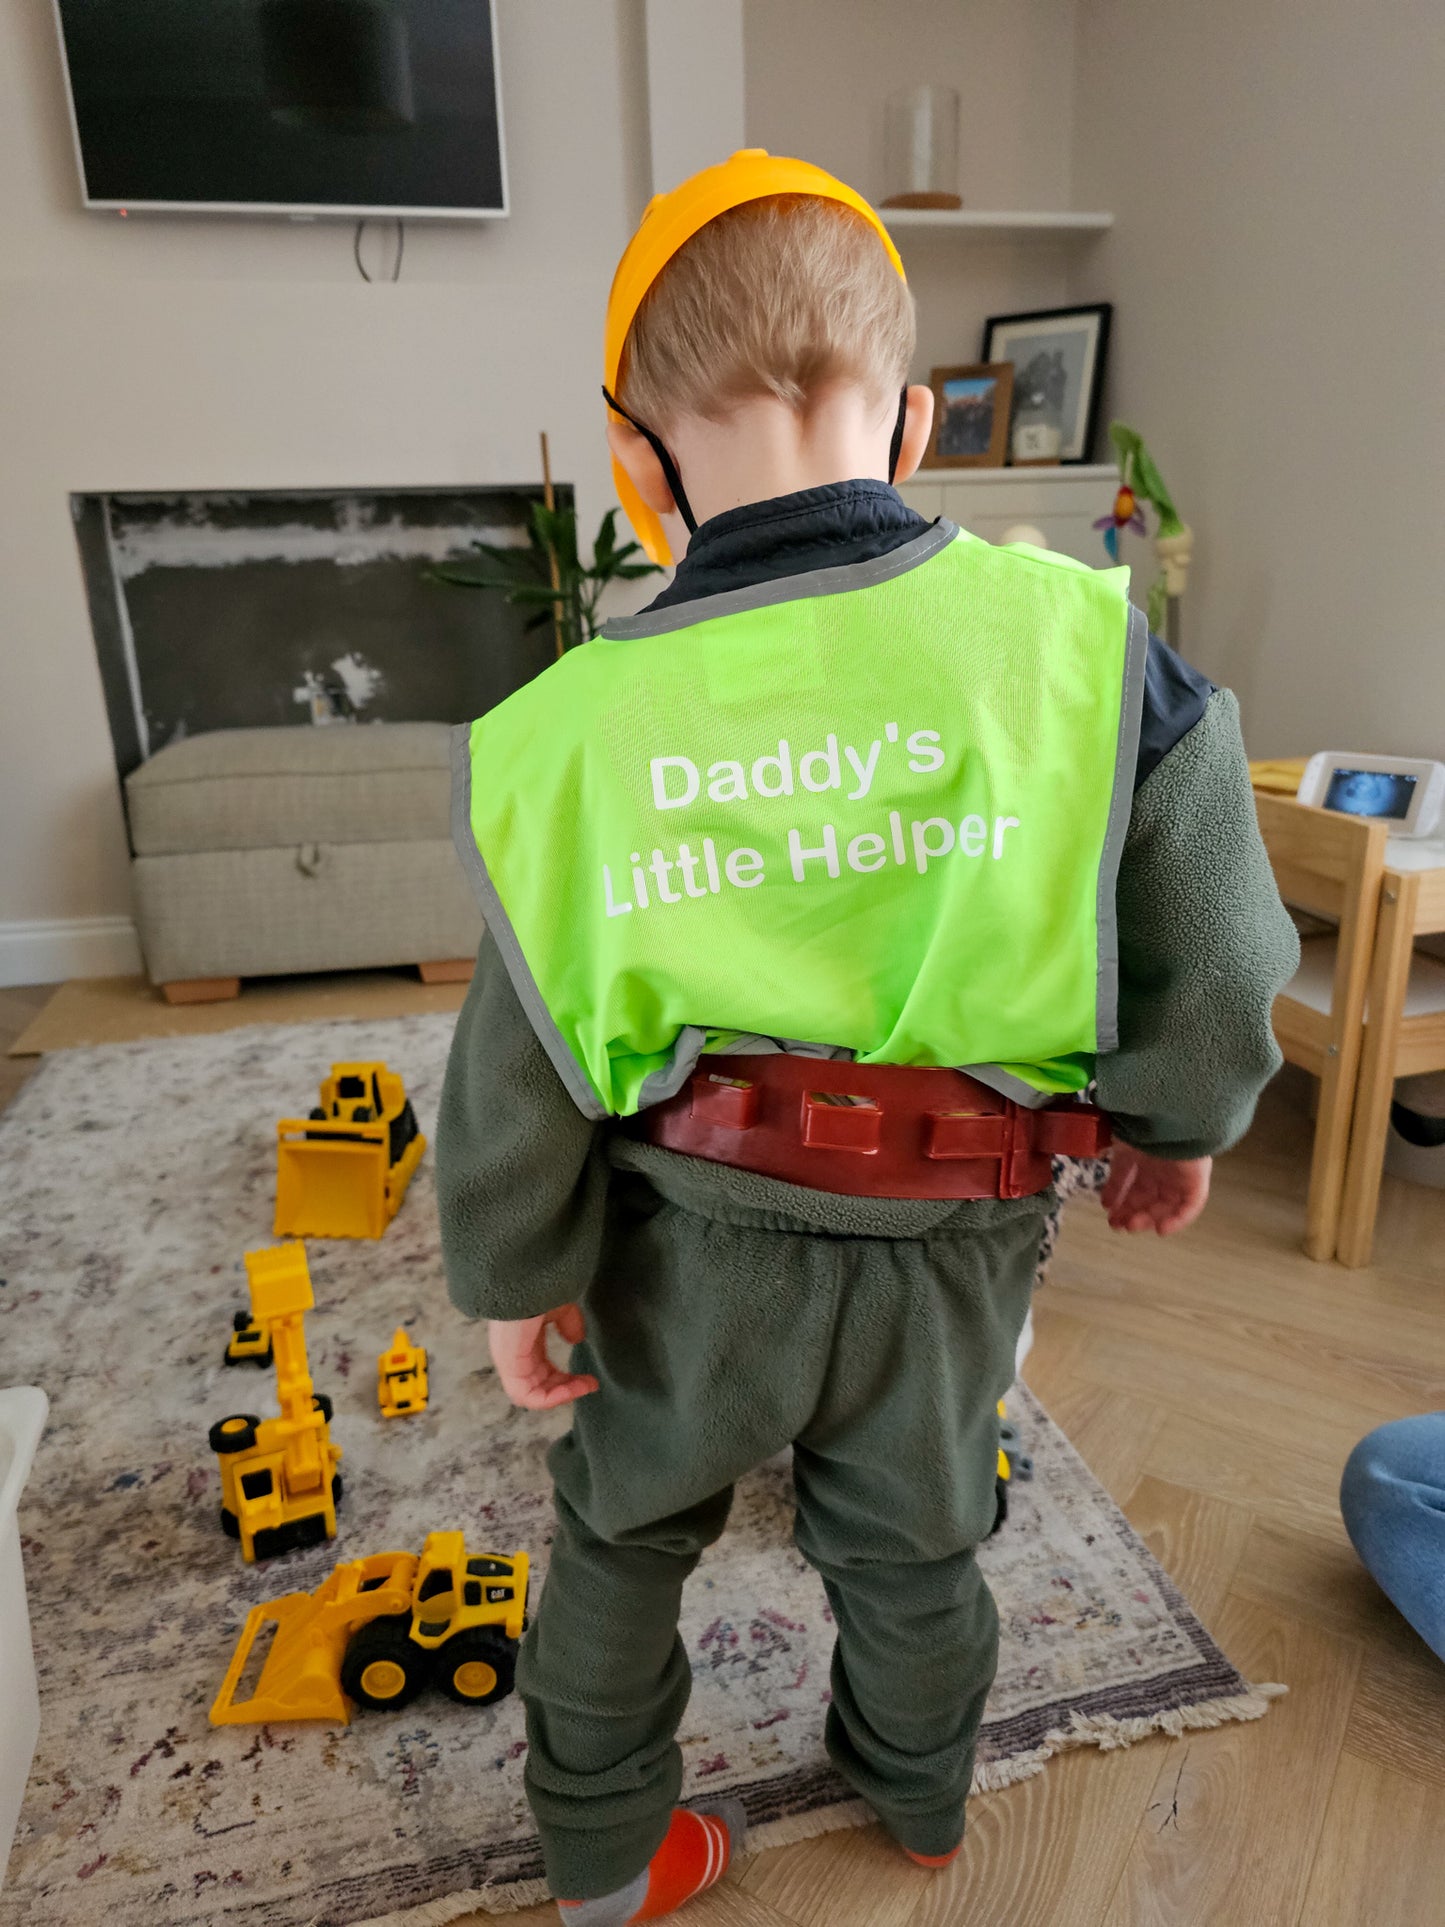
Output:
[1336,837,1445,1266]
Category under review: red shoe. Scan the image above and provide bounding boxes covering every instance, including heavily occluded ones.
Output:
[557,1802,746,1923]
[903,1842,964,1869]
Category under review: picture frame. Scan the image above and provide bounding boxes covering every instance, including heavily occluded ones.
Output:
[922,362,1014,469]
[981,304,1112,464]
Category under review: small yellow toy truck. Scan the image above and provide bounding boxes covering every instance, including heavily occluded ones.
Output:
[210,1530,529,1725]
[275,1062,426,1241]
[992,1398,1034,1534]
[223,1309,272,1368]
[209,1243,342,1563]
[377,1327,429,1418]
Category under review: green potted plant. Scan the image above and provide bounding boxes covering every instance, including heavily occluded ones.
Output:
[429,498,662,657]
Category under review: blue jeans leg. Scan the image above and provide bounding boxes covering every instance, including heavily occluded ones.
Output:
[1339,1413,1445,1662]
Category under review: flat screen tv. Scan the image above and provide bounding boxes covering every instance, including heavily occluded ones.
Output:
[53,0,507,220]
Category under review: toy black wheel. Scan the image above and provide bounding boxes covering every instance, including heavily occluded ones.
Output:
[252,1510,329,1562]
[219,1506,239,1539]
[389,1099,420,1165]
[313,1391,334,1422]
[209,1414,259,1454]
[342,1615,428,1711]
[989,1474,1009,1537]
[332,1473,343,1505]
[351,1106,374,1123]
[435,1630,516,1708]
[309,1106,326,1120]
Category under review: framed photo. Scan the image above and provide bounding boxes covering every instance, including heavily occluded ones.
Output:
[923,362,1014,469]
[982,304,1112,464]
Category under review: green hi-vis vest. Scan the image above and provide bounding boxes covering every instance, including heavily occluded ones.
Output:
[452,523,1145,1120]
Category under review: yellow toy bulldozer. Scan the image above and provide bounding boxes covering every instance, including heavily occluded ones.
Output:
[377,1327,429,1418]
[210,1530,529,1725]
[209,1243,343,1563]
[275,1062,426,1240]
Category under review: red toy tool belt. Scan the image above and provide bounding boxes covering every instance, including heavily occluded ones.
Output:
[635,1054,1110,1200]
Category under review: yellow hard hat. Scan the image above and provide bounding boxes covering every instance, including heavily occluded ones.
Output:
[603,149,907,567]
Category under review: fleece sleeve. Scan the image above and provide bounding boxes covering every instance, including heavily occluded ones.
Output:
[1095,687,1300,1159]
[435,931,611,1321]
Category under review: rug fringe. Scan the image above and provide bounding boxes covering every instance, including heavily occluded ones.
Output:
[351,1876,553,1926]
[350,1685,1287,1922]
[968,1681,1288,1792]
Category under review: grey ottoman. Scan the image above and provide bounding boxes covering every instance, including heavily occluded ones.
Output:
[126,724,483,1002]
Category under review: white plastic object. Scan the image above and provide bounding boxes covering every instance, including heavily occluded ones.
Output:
[0,1387,47,1893]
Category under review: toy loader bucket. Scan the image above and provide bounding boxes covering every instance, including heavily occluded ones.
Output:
[210,1588,353,1727]
[210,1552,417,1726]
[275,1121,390,1239]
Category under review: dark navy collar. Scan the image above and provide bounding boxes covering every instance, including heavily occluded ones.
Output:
[643,479,931,613]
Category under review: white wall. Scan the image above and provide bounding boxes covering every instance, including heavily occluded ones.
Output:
[7,0,1443,978]
[1071,0,1445,754]
[0,0,651,973]
[744,0,1092,378]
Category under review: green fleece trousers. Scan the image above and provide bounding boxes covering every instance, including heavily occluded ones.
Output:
[515,1154,1046,1901]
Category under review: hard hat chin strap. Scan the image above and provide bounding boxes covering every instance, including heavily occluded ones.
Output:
[602,387,699,535]
[887,387,909,485]
[603,384,912,542]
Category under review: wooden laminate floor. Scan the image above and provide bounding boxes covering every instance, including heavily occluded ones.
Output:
[4,991,1442,1926]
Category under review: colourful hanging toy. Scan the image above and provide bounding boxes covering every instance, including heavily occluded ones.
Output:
[1093,422,1192,637]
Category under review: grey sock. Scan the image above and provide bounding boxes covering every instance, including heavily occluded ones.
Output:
[556,1801,748,1925]
[558,1867,648,1927]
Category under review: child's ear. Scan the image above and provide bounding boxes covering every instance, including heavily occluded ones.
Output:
[606,415,676,517]
[891,384,936,485]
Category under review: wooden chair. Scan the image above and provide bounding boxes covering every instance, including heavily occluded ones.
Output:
[1336,864,1445,1267]
[1255,795,1387,1260]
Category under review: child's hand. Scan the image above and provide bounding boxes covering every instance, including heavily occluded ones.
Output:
[487,1304,600,1410]
[1101,1144,1212,1235]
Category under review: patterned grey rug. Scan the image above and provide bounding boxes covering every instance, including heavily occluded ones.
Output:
[0,1017,1279,1927]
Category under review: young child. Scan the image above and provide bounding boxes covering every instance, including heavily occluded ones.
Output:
[439,151,1298,1924]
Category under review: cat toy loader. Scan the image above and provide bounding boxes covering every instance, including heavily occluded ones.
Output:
[275,1061,426,1240]
[209,1242,342,1563]
[209,1530,529,1726]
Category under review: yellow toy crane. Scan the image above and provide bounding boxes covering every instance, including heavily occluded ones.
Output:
[209,1243,343,1563]
[210,1531,529,1725]
[275,1062,426,1240]
[377,1327,429,1418]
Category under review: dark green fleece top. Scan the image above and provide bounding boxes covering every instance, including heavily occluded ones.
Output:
[437,487,1299,1322]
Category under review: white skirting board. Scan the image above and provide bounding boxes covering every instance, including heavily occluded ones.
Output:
[0,917,142,987]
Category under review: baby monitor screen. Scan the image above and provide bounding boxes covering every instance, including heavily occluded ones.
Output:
[1323,768,1417,821]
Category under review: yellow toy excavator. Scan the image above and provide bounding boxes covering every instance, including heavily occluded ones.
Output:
[275,1062,426,1241]
[210,1531,529,1725]
[209,1243,343,1563]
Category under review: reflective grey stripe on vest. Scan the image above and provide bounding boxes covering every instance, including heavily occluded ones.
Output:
[1093,600,1149,1053]
[449,722,611,1121]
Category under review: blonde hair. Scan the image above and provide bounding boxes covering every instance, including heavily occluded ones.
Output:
[618,195,914,431]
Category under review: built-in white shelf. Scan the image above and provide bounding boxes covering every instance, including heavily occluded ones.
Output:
[882,208,1113,239]
[910,463,1118,485]
[900,467,1119,569]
